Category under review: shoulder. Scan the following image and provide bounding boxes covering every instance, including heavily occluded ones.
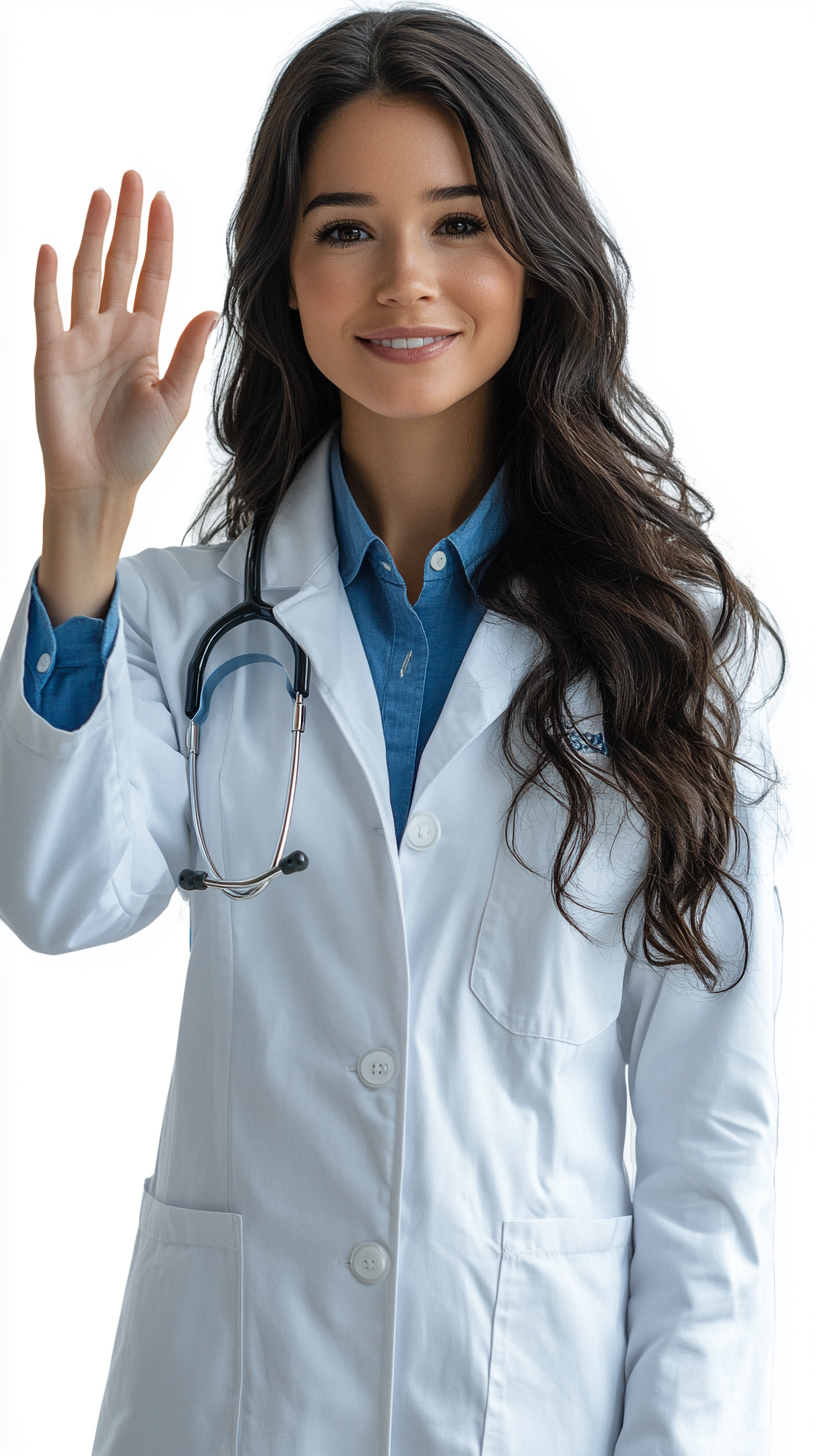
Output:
[118,541,237,627]
[120,541,233,593]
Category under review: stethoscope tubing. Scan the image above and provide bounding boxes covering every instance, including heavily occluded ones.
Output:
[178,516,311,897]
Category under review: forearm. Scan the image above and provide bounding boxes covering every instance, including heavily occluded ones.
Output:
[38,487,136,624]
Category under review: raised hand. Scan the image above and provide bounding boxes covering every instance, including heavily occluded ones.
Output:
[34,171,218,623]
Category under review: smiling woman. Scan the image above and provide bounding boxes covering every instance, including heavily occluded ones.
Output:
[290,97,528,399]
[286,92,530,596]
[0,7,784,1456]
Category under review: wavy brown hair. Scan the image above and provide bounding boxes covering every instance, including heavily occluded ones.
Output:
[194,6,782,990]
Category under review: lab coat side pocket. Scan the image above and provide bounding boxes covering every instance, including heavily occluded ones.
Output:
[481,1215,632,1456]
[93,1186,243,1456]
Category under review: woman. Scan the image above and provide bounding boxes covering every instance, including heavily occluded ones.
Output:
[0,8,783,1454]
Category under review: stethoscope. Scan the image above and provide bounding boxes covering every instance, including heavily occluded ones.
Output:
[178,514,311,899]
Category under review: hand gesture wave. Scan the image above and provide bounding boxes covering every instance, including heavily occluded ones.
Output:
[34,169,218,501]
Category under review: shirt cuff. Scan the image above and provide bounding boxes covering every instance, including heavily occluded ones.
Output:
[23,571,121,729]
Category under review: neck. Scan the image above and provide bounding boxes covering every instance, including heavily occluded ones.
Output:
[338,383,497,602]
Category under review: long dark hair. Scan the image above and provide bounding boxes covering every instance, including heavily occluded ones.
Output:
[194,6,782,990]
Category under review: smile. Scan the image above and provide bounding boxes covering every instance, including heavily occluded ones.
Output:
[370,335,448,349]
[357,332,458,364]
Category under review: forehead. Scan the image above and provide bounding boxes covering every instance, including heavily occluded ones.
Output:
[301,94,477,195]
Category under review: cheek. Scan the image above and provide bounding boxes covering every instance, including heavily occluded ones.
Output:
[449,255,526,338]
[290,257,365,379]
[294,271,374,407]
[291,254,360,325]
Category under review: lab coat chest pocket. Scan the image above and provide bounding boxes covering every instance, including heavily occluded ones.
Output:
[470,789,646,1043]
[482,1216,632,1456]
[93,1188,243,1456]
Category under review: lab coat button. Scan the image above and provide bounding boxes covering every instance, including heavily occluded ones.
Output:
[350,1242,390,1283]
[404,812,441,850]
[36,653,52,673]
[358,1048,398,1089]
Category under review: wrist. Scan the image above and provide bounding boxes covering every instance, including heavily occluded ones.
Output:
[39,489,136,624]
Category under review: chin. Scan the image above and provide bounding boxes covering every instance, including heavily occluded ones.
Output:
[353,386,472,420]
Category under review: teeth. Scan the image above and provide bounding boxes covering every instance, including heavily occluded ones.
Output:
[372,335,446,348]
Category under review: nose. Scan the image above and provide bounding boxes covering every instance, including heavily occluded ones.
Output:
[374,234,439,308]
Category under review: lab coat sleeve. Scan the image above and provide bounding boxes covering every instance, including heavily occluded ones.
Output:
[0,562,189,953]
[615,661,783,1454]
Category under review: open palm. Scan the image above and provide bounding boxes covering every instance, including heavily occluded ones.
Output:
[34,170,217,499]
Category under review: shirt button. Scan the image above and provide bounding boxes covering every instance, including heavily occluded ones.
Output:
[350,1242,390,1284]
[429,550,447,572]
[36,653,52,673]
[357,1049,398,1089]
[404,812,441,850]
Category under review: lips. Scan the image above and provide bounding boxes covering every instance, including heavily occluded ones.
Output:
[357,329,459,364]
[358,327,458,341]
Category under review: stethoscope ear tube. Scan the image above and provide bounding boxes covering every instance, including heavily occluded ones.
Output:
[294,648,311,701]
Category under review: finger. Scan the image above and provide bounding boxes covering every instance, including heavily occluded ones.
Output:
[132,192,173,323]
[99,170,144,312]
[70,189,111,323]
[158,312,219,422]
[34,244,65,345]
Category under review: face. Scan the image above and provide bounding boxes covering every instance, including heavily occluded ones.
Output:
[288,93,530,421]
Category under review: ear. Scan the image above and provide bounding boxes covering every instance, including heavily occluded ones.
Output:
[524,275,539,300]
[288,283,298,311]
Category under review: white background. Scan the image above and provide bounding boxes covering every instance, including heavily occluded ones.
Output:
[0,1,813,1451]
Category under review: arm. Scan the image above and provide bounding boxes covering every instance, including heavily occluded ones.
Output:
[0,172,216,951]
[0,557,189,954]
[615,690,782,1454]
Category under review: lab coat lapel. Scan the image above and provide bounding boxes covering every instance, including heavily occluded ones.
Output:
[275,572,396,842]
[217,435,395,847]
[411,612,536,803]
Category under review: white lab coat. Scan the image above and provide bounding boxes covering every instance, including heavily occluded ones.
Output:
[0,434,782,1456]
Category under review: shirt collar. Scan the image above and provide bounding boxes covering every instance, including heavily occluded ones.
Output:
[330,431,378,588]
[329,428,506,590]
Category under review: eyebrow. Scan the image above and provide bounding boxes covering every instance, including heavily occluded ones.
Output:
[302,184,481,217]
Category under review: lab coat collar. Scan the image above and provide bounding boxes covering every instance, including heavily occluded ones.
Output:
[217,432,338,593]
[218,434,398,847]
[216,433,536,841]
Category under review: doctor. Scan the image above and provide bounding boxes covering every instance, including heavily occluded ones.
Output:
[0,9,782,1455]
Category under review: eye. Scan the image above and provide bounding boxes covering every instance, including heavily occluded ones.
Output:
[436,213,487,239]
[314,219,372,248]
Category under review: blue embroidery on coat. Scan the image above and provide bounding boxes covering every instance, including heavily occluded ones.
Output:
[567,728,610,757]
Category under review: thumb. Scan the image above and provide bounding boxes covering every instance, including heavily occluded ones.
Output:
[159,311,220,421]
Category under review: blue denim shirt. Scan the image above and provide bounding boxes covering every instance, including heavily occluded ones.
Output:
[329,435,504,840]
[23,445,505,839]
